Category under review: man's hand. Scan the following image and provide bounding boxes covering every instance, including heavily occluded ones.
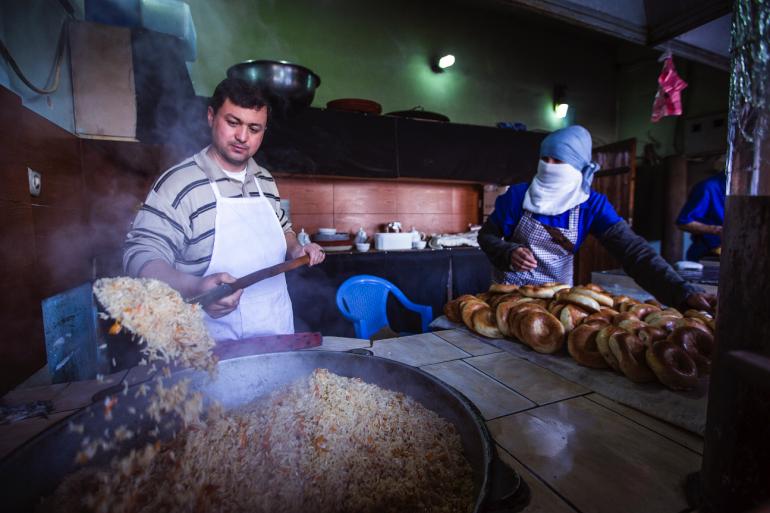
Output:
[683,291,717,315]
[678,221,723,237]
[510,247,537,272]
[290,242,326,266]
[196,272,243,319]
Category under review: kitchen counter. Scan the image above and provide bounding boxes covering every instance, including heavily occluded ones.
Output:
[287,246,492,336]
[317,330,703,513]
[592,261,719,300]
[2,330,703,513]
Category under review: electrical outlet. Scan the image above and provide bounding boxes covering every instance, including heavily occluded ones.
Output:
[28,168,41,197]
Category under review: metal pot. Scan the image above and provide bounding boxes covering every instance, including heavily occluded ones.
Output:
[386,106,450,122]
[227,60,321,110]
[0,351,527,512]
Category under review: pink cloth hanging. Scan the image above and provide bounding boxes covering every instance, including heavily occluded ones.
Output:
[651,56,688,122]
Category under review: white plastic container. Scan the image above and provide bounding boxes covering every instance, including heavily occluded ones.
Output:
[374,232,414,250]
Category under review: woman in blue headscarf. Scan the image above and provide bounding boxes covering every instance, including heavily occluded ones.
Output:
[479,125,714,310]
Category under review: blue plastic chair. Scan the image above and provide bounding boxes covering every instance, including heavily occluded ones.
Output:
[336,275,433,340]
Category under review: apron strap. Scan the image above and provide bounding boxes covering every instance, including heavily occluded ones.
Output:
[208,179,224,200]
[541,224,576,253]
[208,173,264,201]
[252,173,265,196]
[205,161,265,200]
[539,205,580,253]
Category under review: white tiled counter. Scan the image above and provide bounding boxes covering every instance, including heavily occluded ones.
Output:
[315,330,704,513]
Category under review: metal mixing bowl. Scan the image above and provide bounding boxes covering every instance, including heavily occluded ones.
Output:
[227,60,321,110]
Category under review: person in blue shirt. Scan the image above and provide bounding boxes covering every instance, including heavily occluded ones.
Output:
[478,125,714,311]
[676,166,726,261]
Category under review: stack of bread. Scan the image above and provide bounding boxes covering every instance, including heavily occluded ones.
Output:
[443,282,716,391]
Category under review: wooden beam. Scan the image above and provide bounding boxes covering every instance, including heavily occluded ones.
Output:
[645,0,731,46]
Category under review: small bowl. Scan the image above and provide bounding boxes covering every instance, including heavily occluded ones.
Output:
[412,240,427,250]
[356,242,371,252]
[318,227,336,235]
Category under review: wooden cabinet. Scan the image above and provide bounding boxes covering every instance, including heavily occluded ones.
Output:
[258,108,398,178]
[139,99,545,184]
[396,118,544,183]
[256,107,544,183]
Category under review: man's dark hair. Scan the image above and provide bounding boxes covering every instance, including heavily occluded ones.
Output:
[210,78,270,115]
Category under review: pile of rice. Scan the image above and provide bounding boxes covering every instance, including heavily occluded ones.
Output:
[72,277,213,466]
[52,277,475,512]
[93,277,217,373]
[49,369,476,513]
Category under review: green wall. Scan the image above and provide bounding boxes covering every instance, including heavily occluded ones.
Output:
[186,0,620,143]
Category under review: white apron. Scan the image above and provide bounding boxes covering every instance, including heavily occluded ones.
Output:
[202,176,294,341]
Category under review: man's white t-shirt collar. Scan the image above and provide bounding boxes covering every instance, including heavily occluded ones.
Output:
[221,166,247,183]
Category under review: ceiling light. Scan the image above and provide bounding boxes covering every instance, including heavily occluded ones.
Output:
[554,85,569,119]
[438,54,455,69]
[431,54,456,73]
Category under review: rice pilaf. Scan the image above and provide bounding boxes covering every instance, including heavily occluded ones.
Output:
[48,369,475,513]
[48,278,476,512]
[93,277,217,373]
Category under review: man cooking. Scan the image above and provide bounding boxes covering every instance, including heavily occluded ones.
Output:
[478,125,714,311]
[123,78,325,340]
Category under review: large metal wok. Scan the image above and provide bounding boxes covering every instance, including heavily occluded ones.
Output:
[0,351,527,512]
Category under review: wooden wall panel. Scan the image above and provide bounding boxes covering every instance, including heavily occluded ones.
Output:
[0,89,165,393]
[277,177,481,238]
[81,140,158,263]
[0,90,88,392]
[332,181,398,214]
[0,263,44,390]
[21,112,83,211]
[331,213,389,236]
[290,213,335,235]
[397,183,454,214]
[575,139,637,285]
[22,109,90,299]
[398,213,470,234]
[32,206,92,299]
[452,187,481,220]
[0,88,26,203]
[278,180,334,214]
[159,144,195,172]
[0,202,36,276]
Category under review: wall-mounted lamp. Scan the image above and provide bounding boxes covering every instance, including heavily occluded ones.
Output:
[431,54,455,73]
[554,85,569,119]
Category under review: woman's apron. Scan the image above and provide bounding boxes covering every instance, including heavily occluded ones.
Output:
[202,176,294,341]
[492,206,580,286]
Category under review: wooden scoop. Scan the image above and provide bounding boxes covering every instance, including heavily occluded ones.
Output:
[185,255,311,307]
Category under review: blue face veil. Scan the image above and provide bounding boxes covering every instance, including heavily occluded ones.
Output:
[539,125,601,193]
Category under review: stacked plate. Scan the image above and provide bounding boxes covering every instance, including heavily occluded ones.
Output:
[312,229,353,252]
[326,98,382,115]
